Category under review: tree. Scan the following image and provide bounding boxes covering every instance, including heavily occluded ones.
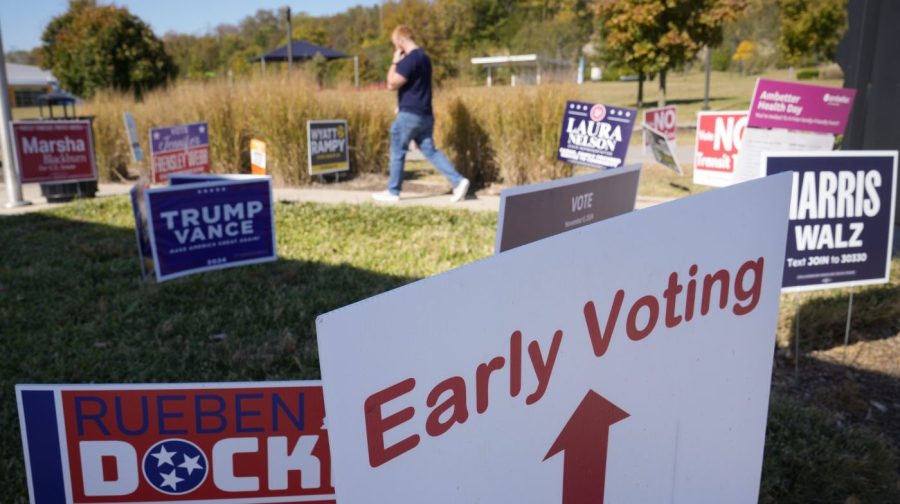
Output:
[41,0,176,99]
[593,0,747,107]
[777,0,846,66]
[6,48,43,66]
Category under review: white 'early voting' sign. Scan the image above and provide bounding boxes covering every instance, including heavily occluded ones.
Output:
[316,174,793,503]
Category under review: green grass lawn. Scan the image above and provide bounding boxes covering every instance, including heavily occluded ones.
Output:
[1,197,896,501]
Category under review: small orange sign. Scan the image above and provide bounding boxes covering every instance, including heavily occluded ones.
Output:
[250,138,267,175]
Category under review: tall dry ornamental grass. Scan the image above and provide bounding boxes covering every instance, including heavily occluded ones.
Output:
[86,76,605,186]
[86,76,394,185]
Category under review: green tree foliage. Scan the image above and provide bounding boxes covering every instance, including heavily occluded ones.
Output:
[713,0,779,72]
[150,0,595,86]
[593,0,748,106]
[777,0,847,66]
[164,10,285,81]
[41,0,176,99]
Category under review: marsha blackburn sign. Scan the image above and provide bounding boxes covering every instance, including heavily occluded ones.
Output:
[11,120,97,184]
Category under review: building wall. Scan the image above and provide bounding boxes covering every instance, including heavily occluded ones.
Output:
[9,85,53,108]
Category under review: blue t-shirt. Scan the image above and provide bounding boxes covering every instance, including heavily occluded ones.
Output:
[395,48,433,117]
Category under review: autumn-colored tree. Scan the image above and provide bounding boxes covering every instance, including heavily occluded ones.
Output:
[381,0,455,83]
[41,0,176,99]
[777,0,846,66]
[593,0,748,107]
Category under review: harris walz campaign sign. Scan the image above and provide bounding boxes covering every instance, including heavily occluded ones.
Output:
[16,382,334,503]
[307,120,349,176]
[11,120,97,184]
[558,100,635,169]
[150,122,211,184]
[765,151,897,291]
[144,177,276,282]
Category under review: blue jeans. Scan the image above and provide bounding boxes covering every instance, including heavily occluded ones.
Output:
[388,111,463,195]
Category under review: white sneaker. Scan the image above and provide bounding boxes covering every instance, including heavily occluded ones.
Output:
[372,191,400,202]
[450,178,470,202]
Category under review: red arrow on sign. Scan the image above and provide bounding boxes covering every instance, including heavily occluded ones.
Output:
[544,390,630,504]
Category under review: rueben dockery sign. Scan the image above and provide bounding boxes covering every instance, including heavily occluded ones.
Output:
[16,382,335,503]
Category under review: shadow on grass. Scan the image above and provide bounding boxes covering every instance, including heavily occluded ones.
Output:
[765,356,900,503]
[0,212,417,499]
[789,283,900,353]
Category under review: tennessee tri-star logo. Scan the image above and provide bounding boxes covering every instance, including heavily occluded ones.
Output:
[142,439,208,495]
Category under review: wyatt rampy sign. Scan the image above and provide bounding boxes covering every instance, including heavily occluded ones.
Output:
[11,120,97,184]
[765,151,897,291]
[317,174,793,503]
[150,122,210,184]
[558,101,636,169]
[144,177,276,282]
[16,382,334,504]
[307,120,350,176]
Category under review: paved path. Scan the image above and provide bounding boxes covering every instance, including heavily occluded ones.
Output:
[0,180,668,217]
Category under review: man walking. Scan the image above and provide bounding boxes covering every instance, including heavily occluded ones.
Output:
[372,25,470,203]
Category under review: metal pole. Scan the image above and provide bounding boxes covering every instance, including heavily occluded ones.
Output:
[842,291,855,360]
[286,6,292,74]
[794,298,800,379]
[0,23,30,208]
[354,56,359,88]
[261,57,266,77]
[703,45,711,111]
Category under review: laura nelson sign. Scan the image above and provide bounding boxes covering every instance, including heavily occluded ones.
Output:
[557,101,636,170]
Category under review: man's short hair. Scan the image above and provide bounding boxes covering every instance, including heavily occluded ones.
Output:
[392,25,414,42]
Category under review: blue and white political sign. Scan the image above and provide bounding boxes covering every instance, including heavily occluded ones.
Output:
[764,151,898,291]
[144,177,276,282]
[558,100,636,169]
[166,173,265,185]
[15,382,334,503]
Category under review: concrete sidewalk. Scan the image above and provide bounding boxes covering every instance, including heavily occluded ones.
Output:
[0,180,668,216]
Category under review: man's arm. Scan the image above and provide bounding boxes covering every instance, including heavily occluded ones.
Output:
[386,48,408,90]
[387,63,408,90]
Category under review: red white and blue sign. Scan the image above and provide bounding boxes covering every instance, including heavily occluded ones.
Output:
[558,100,636,170]
[15,382,335,503]
[150,122,210,184]
[764,151,897,292]
[144,177,277,282]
